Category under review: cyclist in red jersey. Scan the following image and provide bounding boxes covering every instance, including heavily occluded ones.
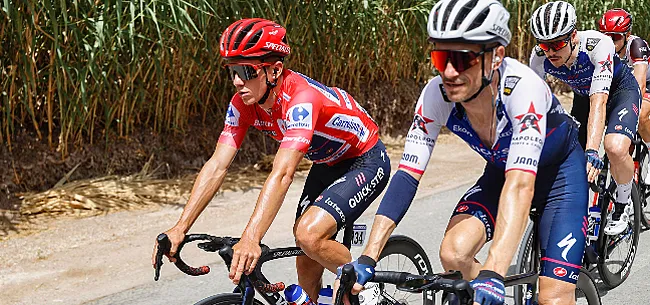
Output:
[599,8,650,147]
[152,18,390,300]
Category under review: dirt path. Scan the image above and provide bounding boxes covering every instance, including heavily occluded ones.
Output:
[0,134,485,305]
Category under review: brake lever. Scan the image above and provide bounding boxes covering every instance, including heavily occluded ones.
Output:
[154,233,171,281]
[340,264,360,305]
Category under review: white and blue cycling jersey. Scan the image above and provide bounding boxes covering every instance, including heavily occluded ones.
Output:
[530,30,641,145]
[529,30,635,97]
[394,57,587,285]
[399,58,579,175]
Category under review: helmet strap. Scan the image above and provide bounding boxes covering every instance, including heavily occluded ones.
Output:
[563,34,577,65]
[617,38,627,54]
[258,67,279,105]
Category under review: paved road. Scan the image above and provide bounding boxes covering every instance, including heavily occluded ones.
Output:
[87,183,650,305]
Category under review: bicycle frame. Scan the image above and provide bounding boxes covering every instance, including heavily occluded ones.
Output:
[226,226,355,305]
[586,149,637,266]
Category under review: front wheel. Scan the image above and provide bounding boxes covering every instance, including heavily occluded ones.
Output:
[194,293,266,305]
[372,235,435,305]
[636,141,650,229]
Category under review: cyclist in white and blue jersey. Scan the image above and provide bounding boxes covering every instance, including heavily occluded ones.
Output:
[335,1,589,304]
[529,1,642,235]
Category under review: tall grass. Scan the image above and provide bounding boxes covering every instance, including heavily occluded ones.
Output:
[0,0,434,156]
[1,0,649,157]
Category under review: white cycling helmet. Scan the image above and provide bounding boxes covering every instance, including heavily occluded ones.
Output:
[427,0,511,46]
[530,1,577,41]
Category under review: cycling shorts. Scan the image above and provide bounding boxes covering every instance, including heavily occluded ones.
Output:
[571,77,641,148]
[451,143,588,284]
[296,140,390,231]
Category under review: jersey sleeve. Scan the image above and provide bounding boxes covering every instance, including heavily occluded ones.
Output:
[218,98,251,149]
[504,75,552,175]
[589,37,615,96]
[397,80,449,175]
[629,37,650,64]
[529,46,547,80]
[279,90,321,153]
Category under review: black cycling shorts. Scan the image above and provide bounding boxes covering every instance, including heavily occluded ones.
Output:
[296,139,390,231]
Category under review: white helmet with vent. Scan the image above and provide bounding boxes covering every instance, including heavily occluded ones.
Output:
[530,1,577,41]
[427,0,511,46]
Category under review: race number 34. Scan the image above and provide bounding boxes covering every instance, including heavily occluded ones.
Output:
[352,224,367,247]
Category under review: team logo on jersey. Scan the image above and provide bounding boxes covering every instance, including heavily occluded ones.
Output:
[514,102,543,133]
[225,104,240,127]
[456,205,469,213]
[325,114,370,142]
[503,76,522,96]
[598,54,613,73]
[411,105,434,134]
[586,38,601,51]
[286,103,313,130]
[553,267,568,277]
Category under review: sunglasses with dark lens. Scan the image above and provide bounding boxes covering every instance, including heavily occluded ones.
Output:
[430,49,485,73]
[537,36,571,52]
[604,32,626,41]
[225,63,269,81]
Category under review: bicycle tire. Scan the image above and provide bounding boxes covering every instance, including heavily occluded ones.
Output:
[575,268,602,305]
[194,293,266,305]
[596,184,641,289]
[513,224,602,305]
[636,143,650,229]
[512,223,536,305]
[376,235,435,305]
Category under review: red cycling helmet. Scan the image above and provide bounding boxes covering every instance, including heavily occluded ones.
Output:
[599,9,633,33]
[220,18,290,60]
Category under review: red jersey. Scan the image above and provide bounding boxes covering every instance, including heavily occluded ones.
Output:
[218,69,379,165]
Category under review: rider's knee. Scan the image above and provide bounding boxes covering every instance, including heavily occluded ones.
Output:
[439,236,475,269]
[294,224,329,254]
[604,139,630,161]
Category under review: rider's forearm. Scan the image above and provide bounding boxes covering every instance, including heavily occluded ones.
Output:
[483,174,534,276]
[175,158,229,232]
[242,149,302,243]
[586,93,608,151]
[362,215,397,261]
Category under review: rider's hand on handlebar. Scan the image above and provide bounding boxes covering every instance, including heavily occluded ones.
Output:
[332,255,377,305]
[229,237,262,284]
[470,270,505,305]
[585,149,603,183]
[151,226,186,267]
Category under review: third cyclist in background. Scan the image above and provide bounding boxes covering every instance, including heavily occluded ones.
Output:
[599,8,650,180]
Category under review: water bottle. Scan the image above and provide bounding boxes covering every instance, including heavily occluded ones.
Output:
[588,206,601,241]
[284,284,315,305]
[318,285,333,305]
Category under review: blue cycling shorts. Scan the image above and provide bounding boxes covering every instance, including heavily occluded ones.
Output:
[451,144,588,284]
[571,76,641,147]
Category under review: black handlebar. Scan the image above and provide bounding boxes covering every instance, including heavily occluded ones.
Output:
[155,233,221,280]
[336,265,474,305]
[154,233,274,282]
